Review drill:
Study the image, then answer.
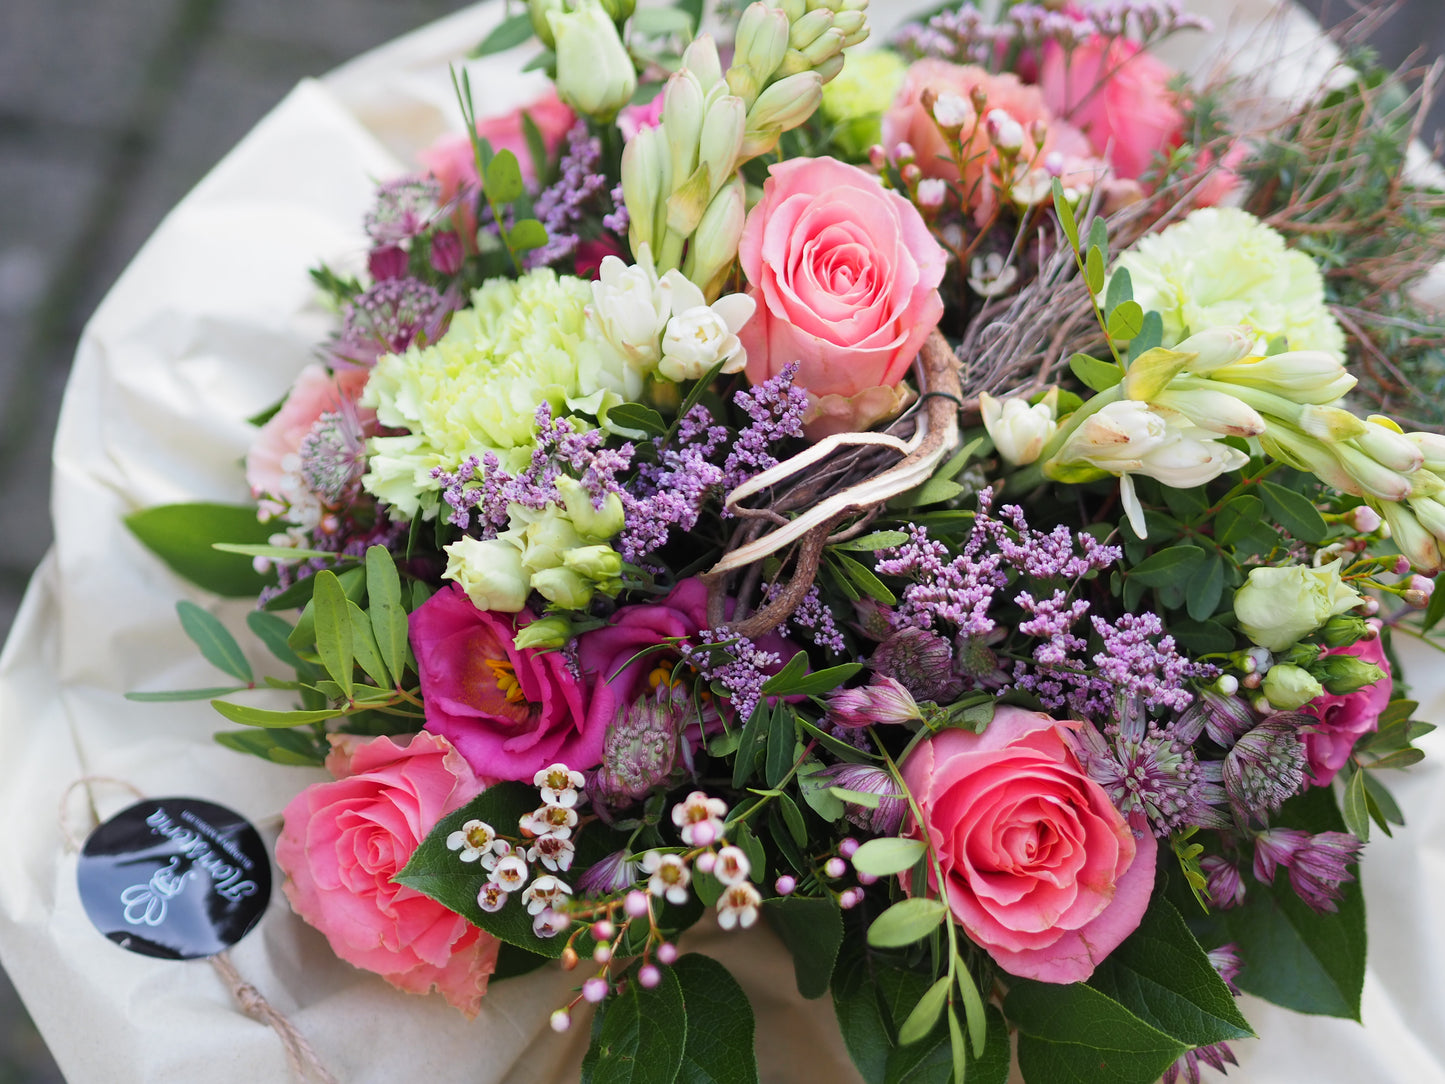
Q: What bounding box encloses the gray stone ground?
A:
[0,0,1439,1079]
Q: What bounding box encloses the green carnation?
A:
[1109,207,1346,359]
[820,49,906,160]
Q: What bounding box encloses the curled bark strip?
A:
[707,330,963,578]
[726,515,840,640]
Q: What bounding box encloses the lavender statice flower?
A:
[1075,698,1225,836]
[1090,611,1200,713]
[1200,856,1246,910]
[768,583,846,655]
[868,627,963,703]
[875,524,1006,638]
[680,630,781,724]
[364,176,442,244]
[602,182,629,236]
[332,277,452,367]
[524,121,611,270]
[1223,717,1307,822]
[821,763,906,835]
[1253,828,1364,913]
[618,405,727,563]
[722,364,808,492]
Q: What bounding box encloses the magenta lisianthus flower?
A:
[411,584,589,781]
[901,706,1156,983]
[1301,636,1392,785]
[276,732,498,1016]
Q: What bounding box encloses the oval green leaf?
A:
[177,601,253,684]
[867,897,948,949]
[851,837,927,878]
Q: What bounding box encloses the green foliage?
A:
[1006,981,1187,1084]
[125,502,276,597]
[764,896,844,999]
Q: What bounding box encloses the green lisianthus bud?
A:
[531,566,594,609]
[1261,663,1324,710]
[528,0,565,48]
[1320,613,1371,648]
[548,0,637,121]
[1314,654,1387,695]
[556,476,626,541]
[514,615,576,651]
[563,543,624,582]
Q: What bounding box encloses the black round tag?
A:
[77,797,271,960]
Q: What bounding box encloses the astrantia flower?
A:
[822,763,907,835]
[1253,828,1363,913]
[826,676,922,728]
[1108,207,1346,358]
[361,269,643,519]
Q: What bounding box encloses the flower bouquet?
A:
[26,0,1445,1081]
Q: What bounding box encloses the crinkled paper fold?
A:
[0,2,1442,1081]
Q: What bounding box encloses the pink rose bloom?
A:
[1302,637,1393,785]
[617,90,665,143]
[244,364,373,519]
[1040,35,1184,181]
[276,732,498,1016]
[901,706,1156,983]
[739,156,947,436]
[411,584,590,780]
[419,89,575,200]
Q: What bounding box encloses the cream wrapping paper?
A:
[0,2,1442,1081]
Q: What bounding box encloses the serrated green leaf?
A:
[672,955,759,1084]
[126,686,248,702]
[899,975,950,1046]
[764,896,843,1000]
[1088,894,1253,1047]
[365,546,407,686]
[852,838,927,877]
[1259,481,1329,544]
[311,571,354,699]
[1128,545,1207,587]
[470,11,534,56]
[1070,352,1124,392]
[508,217,548,251]
[867,898,947,948]
[1007,980,1188,1084]
[1107,299,1145,341]
[346,600,391,690]
[125,502,274,597]
[176,601,253,684]
[210,700,342,728]
[585,962,687,1084]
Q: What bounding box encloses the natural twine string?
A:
[59,776,338,1084]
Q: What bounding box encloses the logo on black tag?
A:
[77,797,270,959]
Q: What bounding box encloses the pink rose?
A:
[901,706,1156,983]
[1040,35,1184,181]
[244,364,373,518]
[1302,637,1393,785]
[419,89,575,200]
[739,156,947,436]
[276,732,498,1016]
[411,584,590,781]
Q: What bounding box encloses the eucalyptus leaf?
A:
[851,838,927,877]
[311,570,355,699]
[210,701,343,728]
[366,546,408,685]
[867,898,948,948]
[898,975,949,1046]
[125,501,274,597]
[470,11,534,56]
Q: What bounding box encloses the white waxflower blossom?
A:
[528,834,577,872]
[480,838,514,873]
[520,803,578,840]
[535,763,586,808]
[641,851,692,904]
[533,908,572,938]
[522,874,574,916]
[716,881,763,930]
[672,791,729,847]
[446,819,497,863]
[712,846,752,887]
[476,882,509,913]
[490,854,530,893]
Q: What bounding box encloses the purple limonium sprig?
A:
[722,363,808,493]
[1223,716,1308,823]
[1090,611,1201,713]
[766,582,847,655]
[332,277,453,368]
[1252,828,1364,913]
[875,524,1006,637]
[619,405,727,563]
[602,181,629,236]
[364,175,442,244]
[524,121,611,270]
[679,630,781,725]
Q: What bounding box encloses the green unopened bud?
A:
[1123,346,1194,402]
[1314,654,1387,695]
[599,0,635,21]
[747,71,823,133]
[1279,641,1322,667]
[1320,613,1371,648]
[1407,430,1445,473]
[1411,496,1445,542]
[556,476,626,540]
[663,71,706,186]
[621,125,672,255]
[548,0,637,121]
[1174,327,1255,372]
[830,8,868,45]
[1381,501,1444,572]
[698,96,746,199]
[665,163,713,238]
[563,543,624,582]
[1335,441,1414,502]
[730,4,790,106]
[813,53,845,83]
[1298,404,1367,442]
[1259,427,1360,495]
[1209,350,1357,405]
[1150,387,1265,437]
[1261,663,1324,710]
[514,615,576,651]
[531,566,595,610]
[1354,419,1425,474]
[681,35,724,91]
[528,0,564,48]
[788,7,834,49]
[683,179,747,299]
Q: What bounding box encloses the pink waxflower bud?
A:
[369,244,408,281]
[824,857,847,879]
[430,230,464,275]
[868,144,887,170]
[1351,506,1383,533]
[582,977,609,1003]
[985,108,1025,153]
[774,874,797,895]
[550,1008,572,1033]
[592,919,616,942]
[839,887,865,909]
[656,942,678,964]
[624,890,650,918]
[693,850,717,875]
[901,163,922,186]
[838,837,860,859]
[916,178,946,211]
[638,964,662,988]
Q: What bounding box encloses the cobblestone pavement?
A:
[0,0,1440,1080]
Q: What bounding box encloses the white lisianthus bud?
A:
[1173,326,1255,372]
[658,275,755,382]
[1261,663,1324,710]
[562,543,624,582]
[1384,501,1445,572]
[517,506,587,573]
[1207,350,1357,405]
[979,391,1057,465]
[548,0,637,121]
[443,535,529,613]
[1234,560,1364,652]
[589,244,672,373]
